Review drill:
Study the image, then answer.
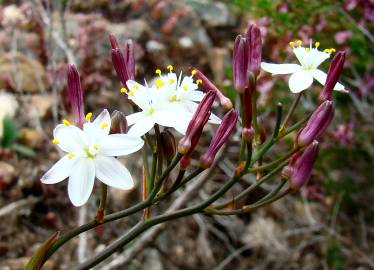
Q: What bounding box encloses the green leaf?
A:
[2,116,17,147]
[10,143,36,157]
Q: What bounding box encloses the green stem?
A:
[95,183,108,223]
[279,92,303,135]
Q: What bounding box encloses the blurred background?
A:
[0,0,373,269]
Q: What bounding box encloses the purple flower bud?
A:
[192,68,233,110]
[289,141,319,189]
[319,51,346,102]
[246,24,262,77]
[178,91,216,155]
[233,35,248,93]
[110,110,128,134]
[67,64,84,126]
[297,101,334,147]
[200,110,238,168]
[125,39,135,81]
[109,33,119,49]
[242,85,253,129]
[161,129,176,162]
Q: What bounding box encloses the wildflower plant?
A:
[29,24,348,269]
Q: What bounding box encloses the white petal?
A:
[173,122,188,135]
[67,159,95,207]
[209,113,222,124]
[288,70,314,93]
[53,124,87,154]
[84,109,111,145]
[127,115,155,136]
[41,155,76,184]
[261,63,301,75]
[310,69,347,92]
[126,111,146,126]
[188,91,205,102]
[152,111,185,128]
[94,156,134,190]
[98,134,144,156]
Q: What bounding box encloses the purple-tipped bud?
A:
[319,51,346,102]
[67,64,84,126]
[110,110,128,134]
[246,24,262,77]
[161,129,176,162]
[242,84,253,129]
[296,101,334,147]
[125,39,135,81]
[178,91,216,155]
[192,68,233,110]
[109,33,119,49]
[289,141,319,189]
[233,35,248,93]
[200,110,238,168]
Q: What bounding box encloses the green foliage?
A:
[2,116,17,147]
[326,238,344,270]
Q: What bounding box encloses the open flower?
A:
[261,40,346,93]
[41,109,144,207]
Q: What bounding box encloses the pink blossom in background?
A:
[335,30,352,44]
[333,122,354,146]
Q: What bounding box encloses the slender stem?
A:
[154,124,163,179]
[251,77,259,137]
[95,183,107,223]
[255,179,287,204]
[279,92,303,135]
[277,112,311,141]
[149,152,157,193]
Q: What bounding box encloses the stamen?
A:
[93,144,99,150]
[289,41,295,47]
[196,79,202,85]
[133,83,139,90]
[324,49,331,53]
[305,48,311,52]
[183,85,188,91]
[155,78,165,89]
[128,90,135,96]
[63,119,71,126]
[85,112,93,121]
[120,87,127,94]
[52,139,59,144]
[167,65,173,71]
[191,69,197,76]
[330,48,336,53]
[155,69,162,75]
[67,153,75,159]
[101,122,108,129]
[297,40,302,46]
[169,79,175,84]
[315,41,320,48]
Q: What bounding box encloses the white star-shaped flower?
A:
[261,40,347,93]
[41,109,144,207]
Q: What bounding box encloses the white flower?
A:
[41,109,144,207]
[261,40,347,93]
[123,66,220,136]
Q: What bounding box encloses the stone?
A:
[0,161,16,184]
[19,128,45,149]
[109,19,151,41]
[28,95,53,118]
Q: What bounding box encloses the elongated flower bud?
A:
[178,91,216,155]
[246,24,262,77]
[110,110,128,134]
[192,68,233,110]
[289,141,319,189]
[200,110,238,168]
[67,64,85,126]
[297,101,334,147]
[125,39,135,81]
[242,84,253,129]
[233,35,248,93]
[161,129,176,162]
[319,51,346,102]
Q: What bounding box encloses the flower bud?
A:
[160,129,176,162]
[199,109,238,168]
[233,35,248,93]
[178,91,215,155]
[67,64,84,126]
[289,141,319,189]
[246,24,262,77]
[242,83,253,129]
[110,110,128,134]
[281,165,294,180]
[192,68,233,110]
[125,39,135,81]
[296,100,334,147]
[319,51,346,102]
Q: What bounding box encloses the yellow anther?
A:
[297,40,302,46]
[191,69,197,75]
[155,69,162,75]
[155,78,165,89]
[289,41,295,47]
[315,41,320,48]
[167,65,173,71]
[330,48,336,53]
[85,112,93,121]
[63,119,71,126]
[169,79,175,84]
[324,49,331,53]
[170,94,177,101]
[120,87,127,94]
[183,85,188,91]
[67,153,75,159]
[128,90,135,96]
[52,139,59,144]
[93,144,99,150]
[305,48,310,52]
[196,79,202,85]
[133,83,139,90]
[101,122,108,129]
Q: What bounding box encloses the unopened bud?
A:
[281,165,294,180]
[246,24,262,77]
[110,110,128,134]
[160,129,176,162]
[233,35,248,93]
[67,64,85,126]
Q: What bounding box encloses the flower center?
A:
[147,107,156,115]
[84,146,96,159]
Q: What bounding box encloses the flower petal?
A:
[83,109,111,145]
[261,63,301,75]
[288,70,314,93]
[98,134,144,156]
[188,90,205,102]
[53,124,87,154]
[127,115,155,136]
[209,112,222,124]
[152,111,187,128]
[310,69,347,92]
[41,155,77,184]
[126,111,146,126]
[67,158,95,207]
[94,155,134,190]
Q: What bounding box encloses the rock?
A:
[28,95,53,118]
[0,53,48,93]
[19,128,45,149]
[146,40,166,53]
[109,19,151,41]
[0,161,16,184]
